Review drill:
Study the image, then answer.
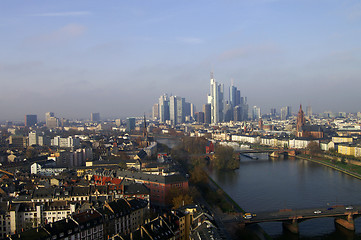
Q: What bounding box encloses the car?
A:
[327,207,334,210]
[346,206,353,210]
[314,210,322,214]
[243,213,253,219]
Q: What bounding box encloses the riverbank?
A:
[297,154,361,180]
[202,173,271,240]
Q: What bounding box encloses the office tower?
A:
[190,103,195,118]
[195,112,205,123]
[45,112,54,126]
[236,90,241,106]
[126,118,136,132]
[208,73,224,123]
[280,106,291,120]
[169,96,185,125]
[152,104,159,120]
[91,113,100,122]
[38,135,51,146]
[159,94,170,123]
[270,108,277,117]
[203,104,211,124]
[46,117,59,128]
[169,96,177,125]
[28,131,38,146]
[224,102,233,122]
[234,106,241,122]
[252,106,261,120]
[176,97,185,124]
[306,105,312,117]
[230,84,237,107]
[184,102,191,118]
[229,81,241,108]
[25,115,37,127]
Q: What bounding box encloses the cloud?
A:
[177,37,204,44]
[31,24,86,43]
[31,11,91,17]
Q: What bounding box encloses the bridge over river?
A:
[230,205,361,234]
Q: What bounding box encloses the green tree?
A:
[213,145,240,170]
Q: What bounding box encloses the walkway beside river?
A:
[297,155,361,180]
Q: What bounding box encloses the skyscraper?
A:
[45,112,58,128]
[208,73,224,123]
[91,113,100,122]
[152,103,159,120]
[203,104,211,124]
[280,106,291,120]
[25,115,37,127]
[252,106,261,120]
[159,94,170,123]
[126,117,136,132]
[306,105,312,117]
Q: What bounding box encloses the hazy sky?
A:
[1,1,361,121]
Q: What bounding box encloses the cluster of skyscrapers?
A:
[153,95,195,125]
[152,73,249,125]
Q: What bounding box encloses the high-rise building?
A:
[28,131,38,146]
[45,112,54,126]
[46,117,59,128]
[126,118,136,132]
[190,103,195,118]
[252,106,261,120]
[203,104,211,124]
[229,82,241,107]
[169,96,177,125]
[208,73,224,123]
[169,96,186,125]
[91,113,100,122]
[224,102,233,122]
[159,94,170,123]
[25,115,37,127]
[270,108,277,117]
[195,112,205,123]
[176,97,185,125]
[306,105,312,117]
[152,104,159,120]
[280,106,291,120]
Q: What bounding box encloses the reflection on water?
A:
[208,153,361,239]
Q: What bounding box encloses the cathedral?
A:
[296,105,323,138]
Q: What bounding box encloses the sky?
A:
[1,0,361,121]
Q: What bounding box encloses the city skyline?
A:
[1,1,361,121]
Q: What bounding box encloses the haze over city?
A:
[1,0,361,121]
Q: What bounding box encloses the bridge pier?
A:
[282,219,299,234]
[335,213,355,231]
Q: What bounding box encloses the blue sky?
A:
[1,1,361,120]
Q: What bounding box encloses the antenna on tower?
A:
[210,71,214,79]
[231,78,234,86]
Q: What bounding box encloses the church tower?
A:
[296,104,306,133]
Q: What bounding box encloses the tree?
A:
[213,145,240,170]
[166,187,193,209]
[307,141,321,156]
[190,166,208,184]
[25,146,38,159]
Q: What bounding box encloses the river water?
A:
[208,153,361,239]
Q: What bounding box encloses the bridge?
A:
[230,205,361,234]
[236,149,297,158]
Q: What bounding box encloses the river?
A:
[208,153,361,239]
